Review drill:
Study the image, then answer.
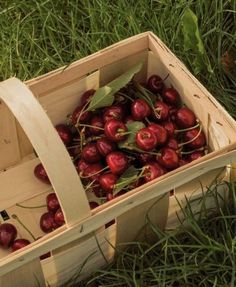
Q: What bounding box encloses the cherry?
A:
[153,100,169,121]
[188,151,204,161]
[89,201,99,209]
[166,138,178,150]
[148,123,168,146]
[40,252,51,260]
[131,99,151,120]
[103,105,125,122]
[99,173,118,192]
[76,159,90,174]
[162,87,180,106]
[183,128,206,149]
[96,138,116,157]
[0,223,17,249]
[93,188,107,198]
[80,89,95,106]
[143,162,166,183]
[179,158,190,166]
[54,208,65,226]
[147,75,165,93]
[46,193,60,213]
[55,124,72,145]
[157,148,179,170]
[104,119,127,142]
[89,115,104,135]
[40,212,58,233]
[71,105,92,125]
[174,107,196,128]
[82,163,104,181]
[34,163,50,185]
[81,143,102,163]
[138,153,155,165]
[12,239,30,252]
[106,151,128,175]
[162,121,177,138]
[136,128,157,151]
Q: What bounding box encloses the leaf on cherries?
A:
[87,62,143,111]
[113,166,139,195]
[118,121,145,149]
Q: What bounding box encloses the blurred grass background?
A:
[0,0,235,116]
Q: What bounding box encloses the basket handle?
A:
[0,78,91,226]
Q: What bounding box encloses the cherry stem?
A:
[180,147,205,155]
[16,203,46,209]
[175,121,200,133]
[77,124,104,131]
[117,92,134,102]
[163,73,169,82]
[145,117,151,124]
[179,125,203,147]
[84,179,98,192]
[121,144,160,156]
[80,166,109,179]
[12,214,36,241]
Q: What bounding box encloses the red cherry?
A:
[131,99,151,120]
[179,158,190,166]
[81,143,102,163]
[46,193,60,213]
[80,89,95,106]
[166,138,178,150]
[54,208,65,226]
[162,88,180,106]
[104,119,127,142]
[106,151,128,175]
[34,163,50,184]
[138,153,155,165]
[103,105,125,122]
[96,138,116,157]
[99,173,118,192]
[89,115,104,135]
[188,151,204,161]
[147,75,165,93]
[143,162,166,183]
[174,107,196,128]
[162,121,177,138]
[153,101,169,121]
[40,252,51,260]
[12,239,31,252]
[40,212,58,233]
[71,105,92,125]
[183,128,206,149]
[136,128,157,151]
[82,163,104,181]
[76,159,90,174]
[148,123,168,146]
[55,124,72,145]
[89,201,99,209]
[157,148,179,170]
[106,192,114,202]
[0,223,17,249]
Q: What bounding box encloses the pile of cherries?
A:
[0,73,207,254]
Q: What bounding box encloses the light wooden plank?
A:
[0,259,46,287]
[1,147,236,276]
[0,78,91,226]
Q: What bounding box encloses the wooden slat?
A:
[1,147,236,276]
[0,78,91,226]
[0,258,46,287]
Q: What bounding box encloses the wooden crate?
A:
[0,32,236,287]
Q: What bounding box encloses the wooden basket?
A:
[0,32,236,287]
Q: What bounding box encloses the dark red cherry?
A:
[96,138,116,157]
[183,128,206,149]
[188,151,205,161]
[71,105,92,125]
[174,107,196,128]
[124,115,134,124]
[166,138,179,150]
[55,124,72,145]
[179,158,190,167]
[12,239,31,252]
[0,223,17,249]
[147,75,165,93]
[162,121,177,138]
[103,105,125,122]
[131,99,151,120]
[54,208,65,226]
[81,143,102,163]
[99,173,118,192]
[143,162,166,183]
[83,163,104,181]
[89,201,99,210]
[136,128,157,151]
[34,163,50,185]
[104,119,127,142]
[80,89,95,106]
[40,212,58,233]
[138,153,155,165]
[162,88,180,106]
[46,193,60,213]
[106,151,128,175]
[153,101,169,121]
[148,123,168,146]
[89,115,104,135]
[157,148,179,170]
[76,159,90,174]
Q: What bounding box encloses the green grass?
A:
[0,0,235,116]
